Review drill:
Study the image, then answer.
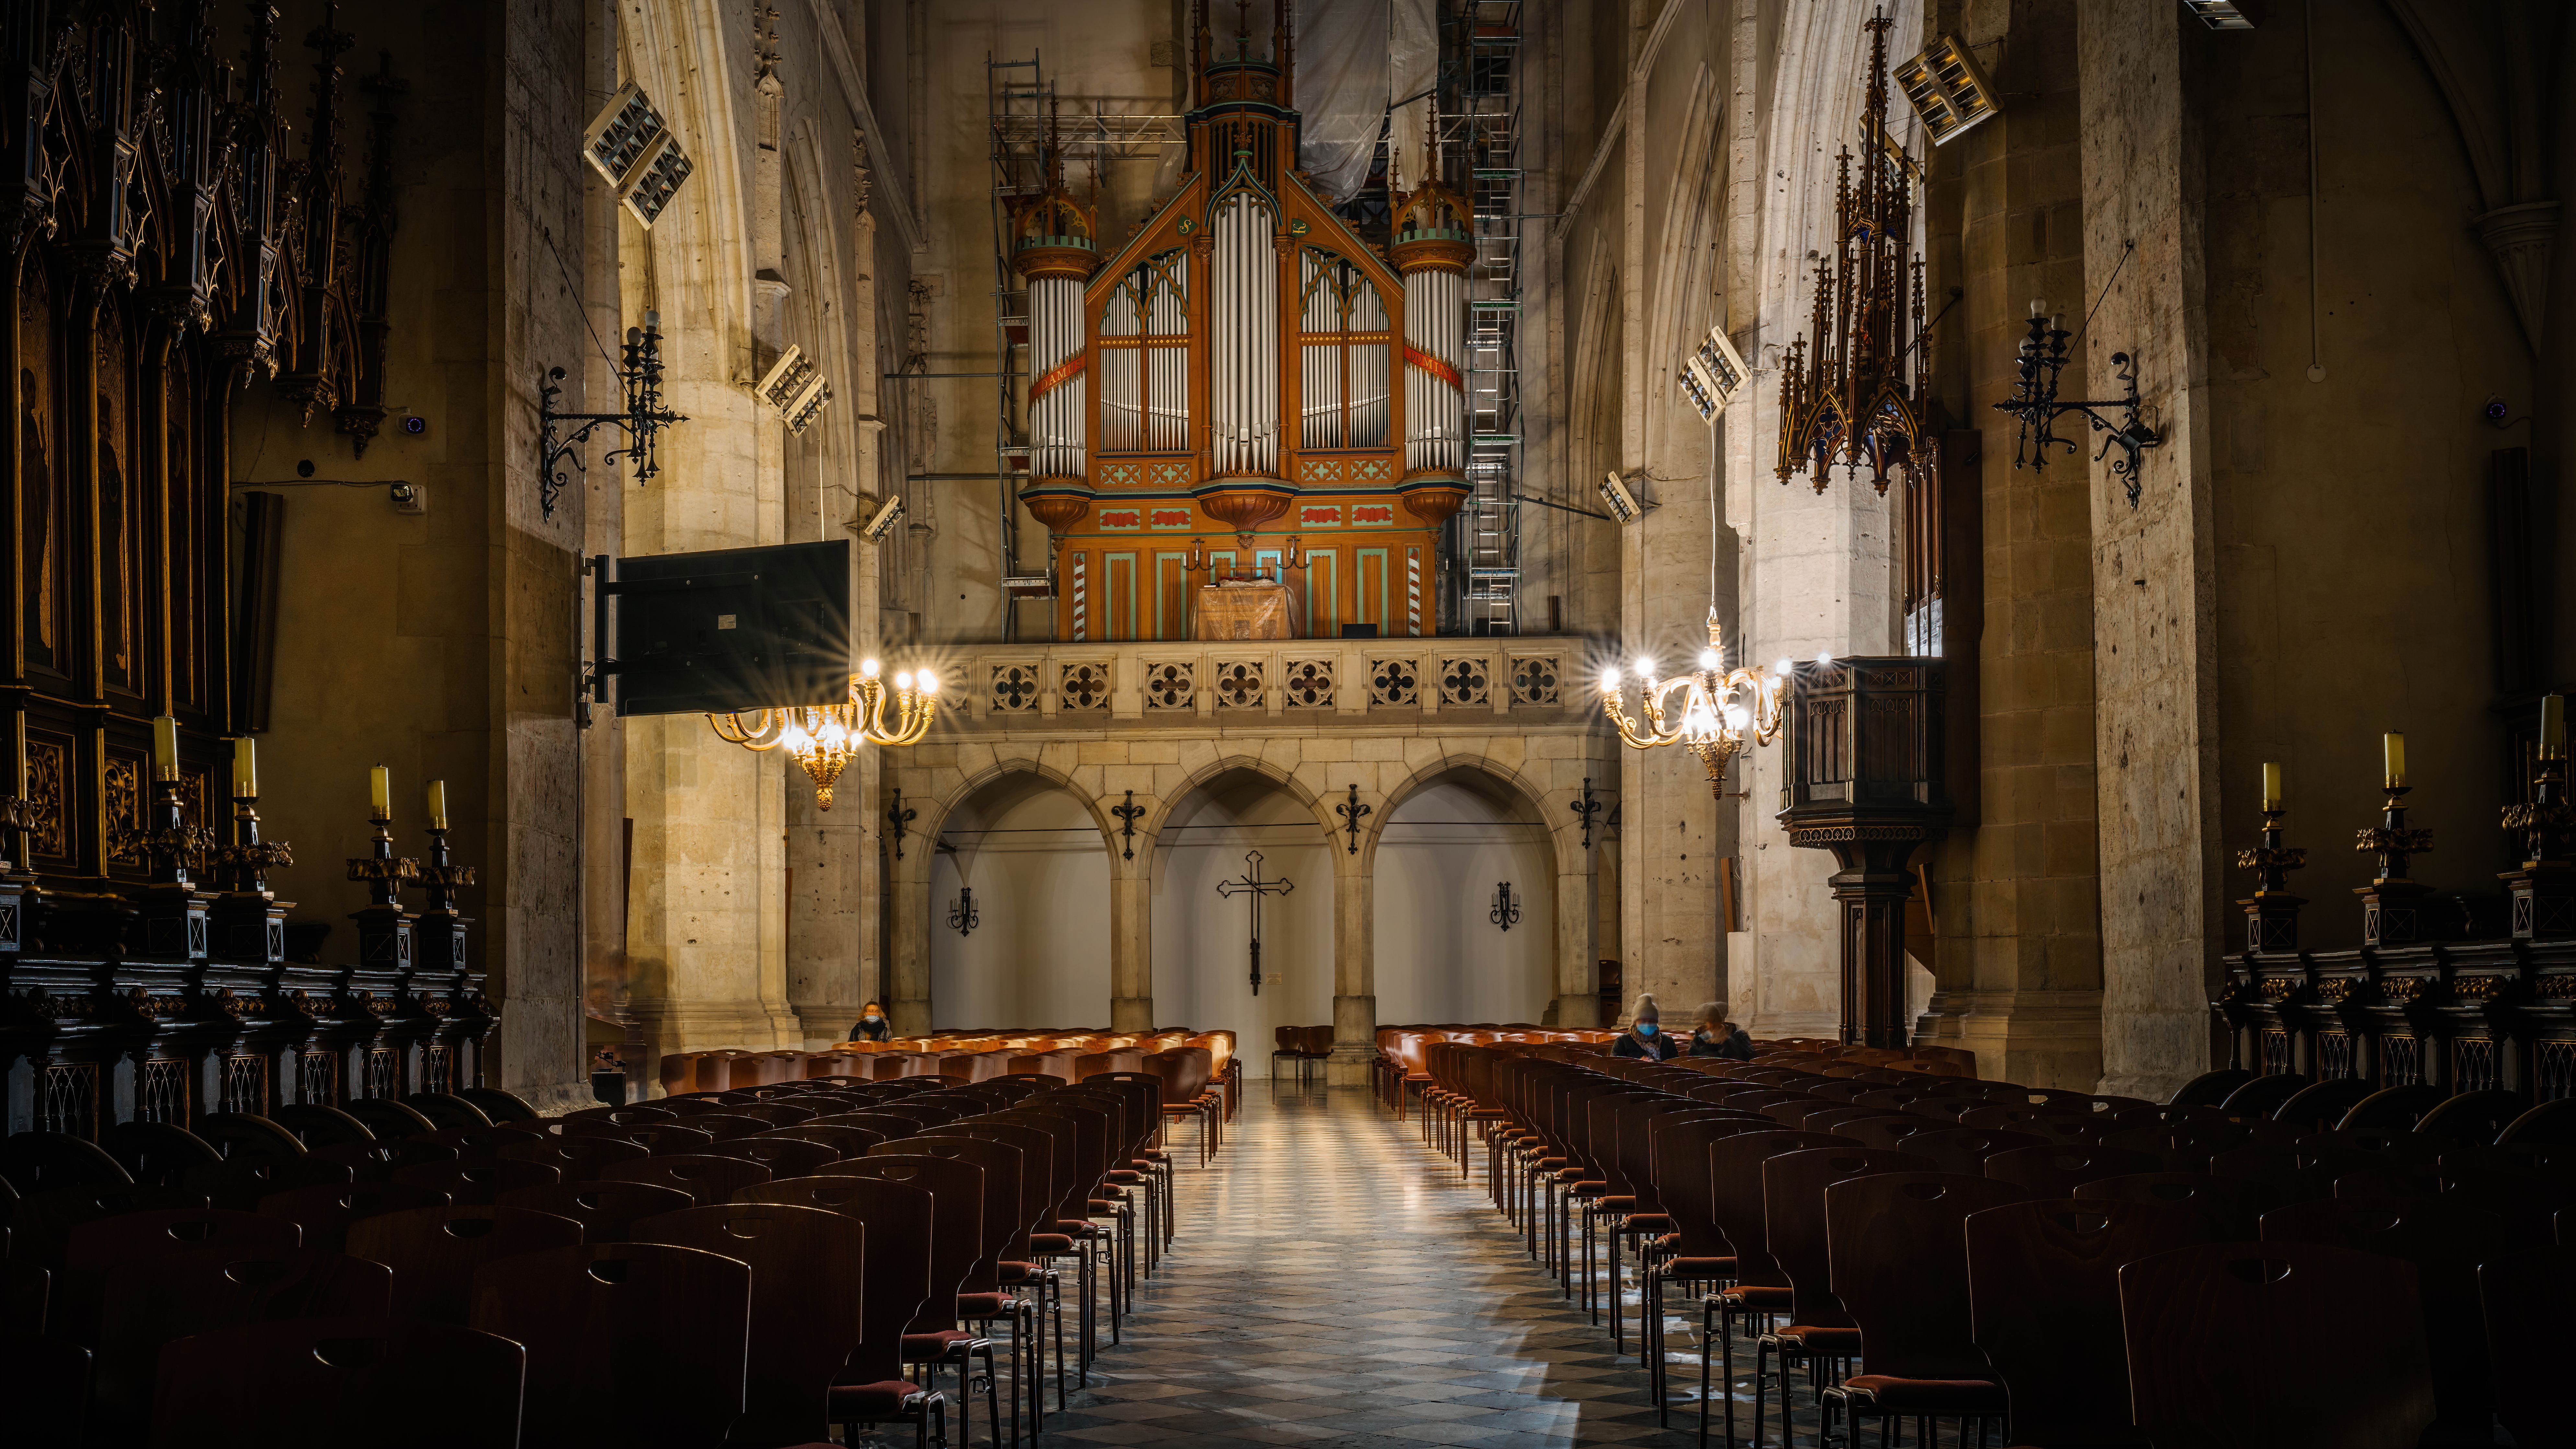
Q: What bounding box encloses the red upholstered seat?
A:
[1713,1284,1792,1308]
[902,1328,982,1359]
[1773,1325,1864,1353]
[1666,1255,1735,1275]
[827,1379,928,1416]
[1028,1233,1073,1253]
[1840,1376,2006,1413]
[957,1291,1016,1315]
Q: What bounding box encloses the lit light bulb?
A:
[916,672,938,695]
[860,658,881,678]
[779,721,811,752]
[1773,659,1794,677]
[1684,706,1718,740]
[817,719,846,749]
[1698,648,1721,671]
[1600,667,1621,691]
[1815,650,1834,666]
[1633,657,1654,679]
[894,671,914,690]
[1724,704,1750,729]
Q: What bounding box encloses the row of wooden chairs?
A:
[0,1064,1192,1447]
[1372,1025,1624,1115]
[1421,1041,2576,1448]
[661,1029,1239,1126]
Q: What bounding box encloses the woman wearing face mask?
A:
[849,1001,892,1043]
[1688,1002,1756,1060]
[1611,993,1678,1060]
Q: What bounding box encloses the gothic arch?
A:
[1360,753,1566,880]
[1141,753,1337,845]
[921,755,1120,857]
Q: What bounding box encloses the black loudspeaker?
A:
[1340,623,1380,638]
[595,540,850,716]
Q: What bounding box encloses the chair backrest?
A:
[721,1135,840,1178]
[1825,1172,2031,1380]
[150,1316,523,1448]
[1762,1147,1930,1327]
[493,1133,648,1182]
[2,1324,91,1441]
[2121,1241,2435,1449]
[254,1182,447,1253]
[604,1122,718,1156]
[343,1205,586,1324]
[1891,1126,2049,1176]
[83,1244,391,1443]
[825,1154,983,1328]
[387,1158,562,1206]
[733,1175,932,1386]
[2073,1170,2262,1237]
[469,1242,747,1449]
[2260,1194,2515,1430]
[1981,1143,2164,1197]
[635,1202,865,1446]
[1650,1117,1756,1257]
[896,1134,1030,1273]
[2480,1246,2576,1449]
[494,1180,696,1242]
[310,1137,458,1182]
[1705,1132,1853,1285]
[596,1153,773,1207]
[1965,1198,2213,1447]
[948,1121,1061,1251]
[184,1154,354,1210]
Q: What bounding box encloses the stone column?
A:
[1328,845,1376,1085]
[1551,811,1603,1027]
[1108,843,1154,1030]
[2081,1,2225,1102]
[886,823,934,1036]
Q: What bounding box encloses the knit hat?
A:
[1632,993,1660,1023]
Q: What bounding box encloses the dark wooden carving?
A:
[1778,658,1953,1047]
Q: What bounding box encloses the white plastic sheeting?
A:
[1296,0,1389,201]
[1387,0,1437,189]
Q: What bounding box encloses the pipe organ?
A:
[1013,1,1471,641]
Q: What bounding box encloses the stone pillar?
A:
[1328,849,1376,1085]
[2081,1,2226,1101]
[1551,811,1603,1028]
[886,825,933,1037]
[1109,845,1154,1030]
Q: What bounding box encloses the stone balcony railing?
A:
[923,638,1601,732]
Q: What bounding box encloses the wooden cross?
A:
[1215,849,1294,996]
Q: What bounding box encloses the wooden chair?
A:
[2122,1241,2435,1449]
[309,1136,456,1181]
[344,1204,585,1323]
[735,1175,948,1446]
[254,1181,448,1252]
[0,1132,137,1196]
[388,1158,561,1205]
[1819,1173,2030,1442]
[1750,1146,1931,1448]
[1892,1126,2049,1176]
[1966,1198,2209,1448]
[83,1244,392,1444]
[2480,1246,2576,1449]
[720,1134,840,1178]
[99,1120,225,1190]
[493,1179,694,1240]
[150,1316,523,1448]
[597,1152,773,1206]
[336,1098,439,1139]
[0,1327,90,1441]
[2075,1169,2264,1237]
[492,1132,648,1181]
[636,1202,867,1446]
[829,1155,1003,1446]
[1982,1143,2164,1196]
[268,1103,376,1148]
[469,1242,749,1448]
[2261,1194,2515,1439]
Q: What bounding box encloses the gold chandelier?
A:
[1776,10,1936,498]
[707,659,937,809]
[1599,612,1788,796]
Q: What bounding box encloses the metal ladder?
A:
[1443,4,1524,636]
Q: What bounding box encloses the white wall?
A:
[927,786,1112,1029]
[1151,775,1334,1074]
[1372,778,1556,1026]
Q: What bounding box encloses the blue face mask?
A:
[1635,1022,1659,1037]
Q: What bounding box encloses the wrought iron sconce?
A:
[1992,291,2163,508]
[948,886,979,937]
[886,788,916,860]
[1112,789,1146,860]
[1569,777,1604,850]
[1491,881,1522,931]
[1336,784,1371,856]
[537,312,688,521]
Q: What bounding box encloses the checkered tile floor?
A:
[1028,1084,1719,1448]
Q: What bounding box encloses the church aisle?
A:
[1038,1085,1688,1448]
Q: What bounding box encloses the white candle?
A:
[370,764,391,820]
[2261,762,2281,812]
[232,737,256,796]
[2383,733,2405,789]
[426,779,448,831]
[152,715,178,781]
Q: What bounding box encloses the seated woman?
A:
[1611,994,1679,1060]
[1688,1002,1755,1061]
[848,1001,892,1043]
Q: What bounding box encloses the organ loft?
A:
[1015,3,1473,642]
[2,1,2574,1445]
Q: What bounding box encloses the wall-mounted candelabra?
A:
[1490,881,1522,931]
[537,312,688,520]
[948,886,980,937]
[1992,286,2163,508]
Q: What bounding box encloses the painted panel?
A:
[1155,552,1191,640]
[1106,552,1137,641]
[1357,548,1388,628]
[1304,550,1338,637]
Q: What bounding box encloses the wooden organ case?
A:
[1015,0,1471,642]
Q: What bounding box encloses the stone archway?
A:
[925,771,1117,1032]
[1149,765,1338,1074]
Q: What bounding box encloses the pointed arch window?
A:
[1298,248,1389,449]
[1099,250,1191,453]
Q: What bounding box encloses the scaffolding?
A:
[986,55,1045,634]
[1440,3,1523,636]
